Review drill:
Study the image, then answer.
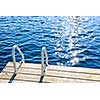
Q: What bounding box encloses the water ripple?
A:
[0,16,100,69]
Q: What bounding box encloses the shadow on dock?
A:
[8,73,17,83]
[39,76,44,83]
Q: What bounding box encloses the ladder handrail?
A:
[12,45,24,74]
[41,47,48,76]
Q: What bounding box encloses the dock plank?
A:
[45,70,100,82]
[6,62,100,74]
[2,66,41,75]
[43,75,94,83]
[1,62,100,83]
[0,79,9,83]
[48,65,100,75]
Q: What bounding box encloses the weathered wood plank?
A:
[45,70,100,82]
[48,65,100,75]
[0,62,42,83]
[7,62,100,75]
[43,75,94,83]
[0,79,9,83]
[0,71,14,80]
[0,71,41,83]
[1,62,100,83]
[15,73,40,82]
[2,66,41,75]
[12,80,35,83]
[0,78,37,83]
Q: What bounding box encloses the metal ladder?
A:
[12,45,48,76]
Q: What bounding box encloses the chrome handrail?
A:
[12,45,24,74]
[41,47,48,76]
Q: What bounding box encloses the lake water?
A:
[0,16,100,70]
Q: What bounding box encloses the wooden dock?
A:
[1,62,100,83]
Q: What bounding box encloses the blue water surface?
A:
[0,16,100,70]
